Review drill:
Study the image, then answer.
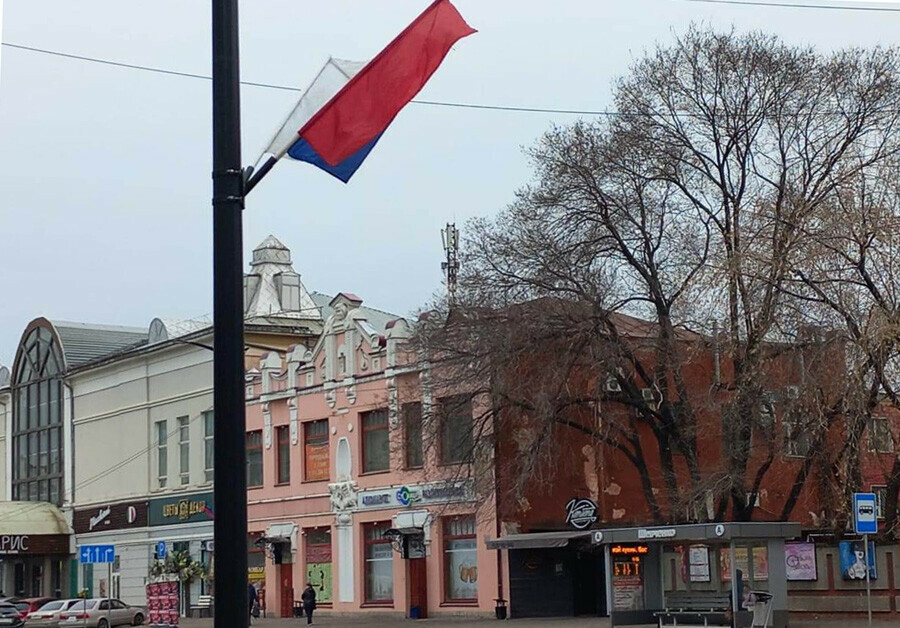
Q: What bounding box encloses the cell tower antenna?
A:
[441,223,460,305]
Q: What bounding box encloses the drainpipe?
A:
[64,380,75,505]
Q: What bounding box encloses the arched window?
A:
[12,326,64,504]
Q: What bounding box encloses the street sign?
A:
[79,544,115,564]
[156,541,167,559]
[854,493,878,535]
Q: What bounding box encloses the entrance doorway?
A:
[573,550,605,616]
[405,533,427,619]
[278,563,294,617]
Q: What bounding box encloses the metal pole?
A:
[864,535,872,628]
[212,0,247,627]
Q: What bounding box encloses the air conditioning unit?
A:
[641,388,655,402]
[605,376,622,393]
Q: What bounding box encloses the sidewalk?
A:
[173,614,900,627]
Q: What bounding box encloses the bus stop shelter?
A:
[592,522,800,628]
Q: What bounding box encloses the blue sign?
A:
[854,492,878,535]
[79,545,115,564]
[156,541,167,559]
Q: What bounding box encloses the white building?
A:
[0,236,325,608]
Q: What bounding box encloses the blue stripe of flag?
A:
[287,134,382,183]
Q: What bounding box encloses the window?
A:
[440,397,473,464]
[178,416,190,485]
[156,420,168,489]
[443,516,477,602]
[403,402,423,469]
[11,326,65,504]
[276,426,291,485]
[783,411,811,458]
[874,486,887,520]
[203,411,214,483]
[304,420,329,481]
[305,529,333,604]
[362,409,389,473]
[247,430,263,487]
[868,418,894,453]
[364,522,393,603]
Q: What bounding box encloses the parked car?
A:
[15,599,55,621]
[0,603,25,627]
[25,600,82,628]
[58,600,144,628]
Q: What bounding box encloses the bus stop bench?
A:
[190,595,214,618]
[654,592,732,626]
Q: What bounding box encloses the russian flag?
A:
[252,0,475,185]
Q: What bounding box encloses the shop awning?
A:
[486,530,593,550]
[0,501,70,535]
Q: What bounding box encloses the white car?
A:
[58,600,144,628]
[25,600,82,628]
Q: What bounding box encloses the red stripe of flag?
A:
[298,0,476,166]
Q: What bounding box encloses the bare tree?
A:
[414,27,900,526]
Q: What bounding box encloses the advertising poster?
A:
[785,542,817,581]
[307,562,333,603]
[305,441,329,480]
[146,580,179,626]
[613,576,645,611]
[752,547,769,581]
[720,547,749,581]
[839,541,876,581]
[688,545,711,582]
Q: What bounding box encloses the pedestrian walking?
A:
[248,582,258,625]
[301,582,317,625]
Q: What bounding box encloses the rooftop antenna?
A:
[441,223,460,306]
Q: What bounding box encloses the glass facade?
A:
[12,327,64,504]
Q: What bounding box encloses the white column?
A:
[337,519,354,603]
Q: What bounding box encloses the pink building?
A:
[245,292,502,619]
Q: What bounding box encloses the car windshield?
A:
[66,601,97,611]
[38,601,64,611]
[14,602,29,611]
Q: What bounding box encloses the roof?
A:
[244,236,322,323]
[0,501,71,535]
[51,321,147,369]
[310,292,399,333]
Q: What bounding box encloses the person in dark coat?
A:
[248,583,258,625]
[300,582,317,625]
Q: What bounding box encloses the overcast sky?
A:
[2,0,900,365]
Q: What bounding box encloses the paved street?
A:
[172,615,900,627]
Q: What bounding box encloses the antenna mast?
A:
[441,223,460,305]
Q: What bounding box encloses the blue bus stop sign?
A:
[854,492,878,535]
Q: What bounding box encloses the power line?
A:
[682,0,900,11]
[2,42,611,116]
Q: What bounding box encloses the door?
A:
[279,563,293,618]
[407,557,427,618]
[110,599,129,625]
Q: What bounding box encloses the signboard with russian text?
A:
[0,534,68,555]
[305,440,330,481]
[356,480,474,511]
[149,492,214,526]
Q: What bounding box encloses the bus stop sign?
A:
[854,493,878,535]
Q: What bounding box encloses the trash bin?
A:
[494,598,507,619]
[410,605,422,619]
[749,590,773,627]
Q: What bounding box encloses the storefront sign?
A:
[611,544,649,555]
[0,534,68,555]
[637,528,676,540]
[149,492,214,526]
[74,500,148,534]
[565,498,597,529]
[785,542,817,581]
[356,481,473,511]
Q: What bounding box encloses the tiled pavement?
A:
[173,614,900,627]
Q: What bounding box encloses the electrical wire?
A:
[682,0,900,11]
[1,42,612,116]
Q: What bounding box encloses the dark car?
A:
[0,603,25,627]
